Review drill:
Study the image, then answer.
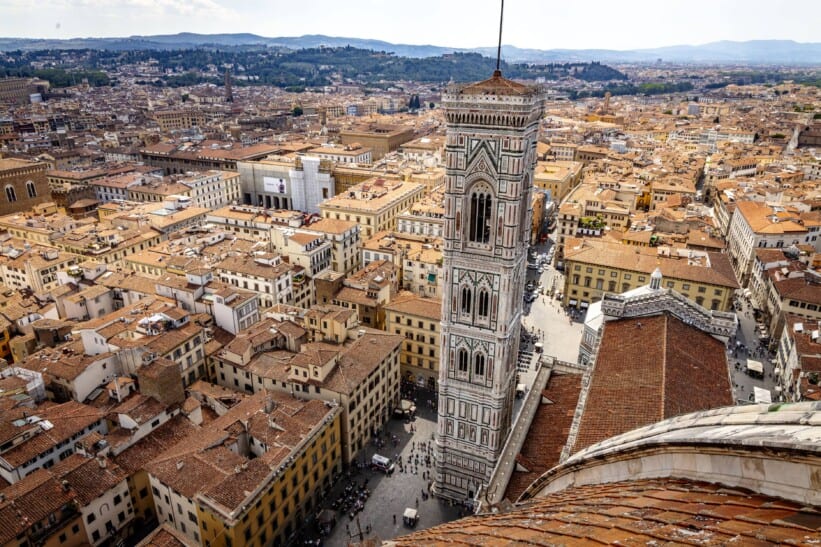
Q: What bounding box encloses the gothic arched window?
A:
[25,181,36,198]
[468,183,493,244]
[474,353,485,376]
[458,348,469,373]
[5,186,16,203]
[477,289,490,319]
[460,286,472,315]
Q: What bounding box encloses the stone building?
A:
[0,157,50,215]
[434,70,543,501]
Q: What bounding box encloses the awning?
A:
[403,508,418,519]
[746,360,764,374]
[569,299,578,305]
[753,386,771,403]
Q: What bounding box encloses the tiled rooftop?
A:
[572,313,733,454]
[0,469,77,544]
[503,373,582,502]
[393,478,821,546]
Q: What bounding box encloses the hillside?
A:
[0,47,628,88]
[0,34,818,64]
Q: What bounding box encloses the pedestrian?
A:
[393,514,396,524]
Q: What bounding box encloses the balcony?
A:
[29,503,79,544]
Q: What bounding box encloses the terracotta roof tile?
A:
[504,373,582,501]
[395,479,821,546]
[573,314,733,453]
[459,71,535,97]
[136,523,197,546]
[0,469,78,544]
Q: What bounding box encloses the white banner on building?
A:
[263,176,287,194]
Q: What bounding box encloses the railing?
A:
[476,362,553,512]
[600,290,737,338]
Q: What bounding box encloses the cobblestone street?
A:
[522,239,584,364]
[728,296,778,403]
[320,388,461,546]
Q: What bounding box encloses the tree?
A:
[292,106,303,117]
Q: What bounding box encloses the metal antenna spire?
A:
[495,0,504,74]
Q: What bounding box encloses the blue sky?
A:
[1,0,819,50]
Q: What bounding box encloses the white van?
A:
[371,454,395,474]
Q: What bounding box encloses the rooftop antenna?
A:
[495,0,504,75]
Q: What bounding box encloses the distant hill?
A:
[0,34,818,64]
[0,48,628,89]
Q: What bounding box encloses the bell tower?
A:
[433,66,543,500]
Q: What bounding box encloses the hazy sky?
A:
[1,0,819,50]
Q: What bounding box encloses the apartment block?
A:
[726,201,820,286]
[562,238,739,311]
[384,291,442,390]
[302,218,361,275]
[533,160,583,202]
[339,124,415,160]
[146,391,342,547]
[319,178,424,239]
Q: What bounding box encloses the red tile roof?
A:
[50,453,127,505]
[0,401,105,468]
[0,469,78,544]
[395,479,821,546]
[136,523,197,546]
[460,71,534,97]
[504,373,582,502]
[573,313,733,453]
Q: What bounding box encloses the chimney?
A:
[61,480,70,492]
[264,396,275,414]
[97,456,107,469]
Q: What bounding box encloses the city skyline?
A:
[1,0,820,51]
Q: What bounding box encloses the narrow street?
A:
[728,296,778,403]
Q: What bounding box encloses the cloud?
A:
[87,0,234,17]
[6,0,234,17]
